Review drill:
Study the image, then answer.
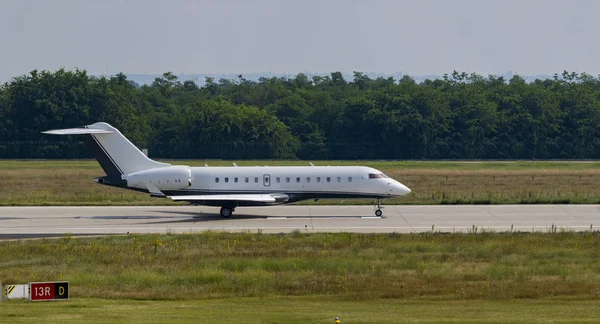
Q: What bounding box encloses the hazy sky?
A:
[1,0,599,81]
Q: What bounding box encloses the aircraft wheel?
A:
[220,206,233,218]
[375,209,383,217]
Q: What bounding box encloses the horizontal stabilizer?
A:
[42,128,113,135]
[170,194,277,203]
[42,122,170,179]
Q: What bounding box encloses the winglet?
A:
[310,162,315,166]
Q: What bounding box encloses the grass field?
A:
[1,232,600,323]
[1,232,599,300]
[1,160,600,205]
[2,298,600,323]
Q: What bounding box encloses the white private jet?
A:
[43,122,411,217]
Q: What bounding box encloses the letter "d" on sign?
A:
[54,282,69,300]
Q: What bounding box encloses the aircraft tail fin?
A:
[43,122,170,180]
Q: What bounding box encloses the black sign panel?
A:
[55,282,69,300]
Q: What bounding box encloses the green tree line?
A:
[1,69,599,159]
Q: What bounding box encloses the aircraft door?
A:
[263,174,271,187]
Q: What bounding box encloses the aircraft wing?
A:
[170,194,278,203]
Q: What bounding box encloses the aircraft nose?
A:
[396,182,411,196]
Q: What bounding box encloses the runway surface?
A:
[0,205,599,238]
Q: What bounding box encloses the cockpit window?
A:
[369,173,383,179]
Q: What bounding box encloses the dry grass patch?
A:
[1,160,600,205]
[388,169,600,204]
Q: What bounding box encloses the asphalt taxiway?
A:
[0,205,598,238]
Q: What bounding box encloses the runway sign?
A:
[29,281,69,301]
[5,284,29,299]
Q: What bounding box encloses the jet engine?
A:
[125,166,191,190]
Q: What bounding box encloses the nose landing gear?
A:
[374,198,384,217]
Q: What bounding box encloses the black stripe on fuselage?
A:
[164,189,388,196]
[162,190,390,202]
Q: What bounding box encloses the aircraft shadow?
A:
[142,213,267,224]
[85,215,186,220]
[150,210,268,220]
[148,210,378,219]
[265,215,379,219]
[103,209,383,225]
[141,211,379,224]
[148,210,211,217]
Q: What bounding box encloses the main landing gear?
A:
[374,199,383,217]
[220,206,235,218]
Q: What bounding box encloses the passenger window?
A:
[286,177,290,183]
[245,177,249,183]
[306,177,311,183]
[327,177,331,182]
[348,177,352,182]
[215,178,219,183]
[337,177,341,182]
[276,177,280,183]
[234,177,238,183]
[254,177,258,183]
[317,177,321,182]
[296,177,300,183]
[225,177,229,183]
